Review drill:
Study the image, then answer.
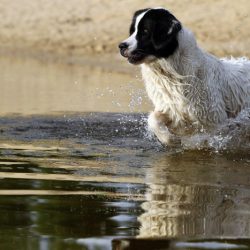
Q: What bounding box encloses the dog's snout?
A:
[119,42,128,50]
[119,42,129,57]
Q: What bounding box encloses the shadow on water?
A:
[0,113,250,250]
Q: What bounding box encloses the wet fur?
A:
[120,8,250,146]
[144,28,250,145]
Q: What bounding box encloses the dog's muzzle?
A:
[119,42,129,57]
[119,42,147,64]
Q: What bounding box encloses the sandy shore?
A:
[0,0,249,60]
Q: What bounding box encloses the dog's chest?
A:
[141,64,196,125]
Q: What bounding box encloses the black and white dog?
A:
[119,8,250,146]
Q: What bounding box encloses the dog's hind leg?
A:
[148,111,181,147]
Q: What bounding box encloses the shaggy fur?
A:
[119,8,250,146]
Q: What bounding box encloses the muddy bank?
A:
[0,0,250,59]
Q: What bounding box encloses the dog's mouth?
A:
[127,53,145,64]
[120,48,129,58]
[120,47,146,64]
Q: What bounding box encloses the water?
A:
[0,55,250,250]
[0,54,150,115]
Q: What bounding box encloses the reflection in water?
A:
[139,153,250,239]
[140,184,250,238]
[0,113,153,250]
[0,195,142,250]
[0,114,249,250]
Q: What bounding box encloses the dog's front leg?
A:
[148,111,181,146]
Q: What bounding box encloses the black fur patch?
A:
[130,8,182,62]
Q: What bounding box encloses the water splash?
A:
[182,108,250,152]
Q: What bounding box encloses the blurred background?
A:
[0,0,250,115]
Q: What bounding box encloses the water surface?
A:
[0,113,250,249]
[0,55,250,250]
[0,55,150,115]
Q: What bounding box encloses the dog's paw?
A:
[148,111,182,147]
[157,133,182,148]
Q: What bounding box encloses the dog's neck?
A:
[141,29,200,82]
[166,28,218,77]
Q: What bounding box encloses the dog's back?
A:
[219,58,250,118]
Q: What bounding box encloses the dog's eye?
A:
[141,29,149,38]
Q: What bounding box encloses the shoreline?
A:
[0,0,249,61]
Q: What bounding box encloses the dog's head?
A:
[119,8,182,64]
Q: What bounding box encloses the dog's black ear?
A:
[152,19,181,50]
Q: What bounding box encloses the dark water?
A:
[0,113,250,250]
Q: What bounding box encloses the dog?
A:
[119,7,250,146]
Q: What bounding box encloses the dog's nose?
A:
[118,42,128,50]
[119,42,129,57]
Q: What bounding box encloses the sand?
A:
[0,0,249,59]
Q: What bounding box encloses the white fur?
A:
[142,27,250,145]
